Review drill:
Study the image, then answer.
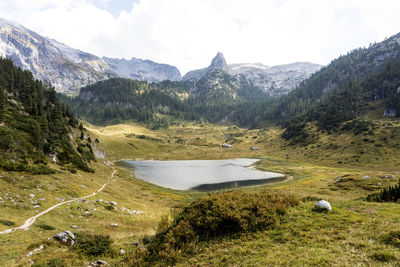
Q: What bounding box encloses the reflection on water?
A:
[118,158,285,191]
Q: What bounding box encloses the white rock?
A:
[55,231,76,246]
[88,260,109,266]
[27,244,44,257]
[315,200,332,212]
[29,194,35,198]
[119,249,126,255]
[110,223,118,227]
[109,201,117,206]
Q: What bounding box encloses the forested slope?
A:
[0,58,94,173]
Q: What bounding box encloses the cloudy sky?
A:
[1,0,400,74]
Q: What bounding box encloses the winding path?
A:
[0,169,116,235]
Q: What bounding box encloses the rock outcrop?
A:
[103,57,182,82]
[54,231,76,246]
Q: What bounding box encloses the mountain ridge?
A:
[0,18,182,93]
[103,57,182,82]
[183,52,322,96]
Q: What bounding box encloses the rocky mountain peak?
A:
[209,52,227,69]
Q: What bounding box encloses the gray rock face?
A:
[0,18,182,93]
[209,52,228,69]
[183,52,321,96]
[384,108,397,117]
[0,18,116,94]
[55,231,76,246]
[315,200,332,212]
[103,57,182,82]
[229,62,322,96]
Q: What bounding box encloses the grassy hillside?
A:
[1,120,399,266]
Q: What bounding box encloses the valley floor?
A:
[0,121,400,266]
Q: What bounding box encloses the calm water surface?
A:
[118,158,285,191]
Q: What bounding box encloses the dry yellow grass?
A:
[1,120,400,266]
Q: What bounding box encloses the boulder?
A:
[88,260,109,266]
[377,183,382,186]
[55,231,76,246]
[333,176,343,183]
[48,153,57,163]
[109,201,117,206]
[314,200,332,212]
[380,174,395,179]
[110,223,118,227]
[119,249,126,255]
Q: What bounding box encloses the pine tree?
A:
[0,85,6,121]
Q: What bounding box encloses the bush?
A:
[367,180,400,202]
[145,192,298,264]
[383,230,400,248]
[73,232,113,256]
[38,223,56,231]
[104,205,114,211]
[341,119,374,135]
[46,258,66,267]
[301,196,321,202]
[0,219,15,226]
[31,258,66,267]
[371,252,396,262]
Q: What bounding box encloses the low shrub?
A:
[72,232,113,256]
[0,219,15,226]
[104,205,114,211]
[38,223,56,231]
[301,196,321,202]
[383,230,400,248]
[371,252,396,262]
[367,180,400,202]
[145,191,298,265]
[32,258,66,267]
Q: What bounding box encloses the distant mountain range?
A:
[0,18,321,95]
[0,18,181,93]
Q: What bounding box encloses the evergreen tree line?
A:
[0,58,93,173]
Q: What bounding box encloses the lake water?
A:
[118,158,285,191]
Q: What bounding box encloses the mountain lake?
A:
[117,158,286,191]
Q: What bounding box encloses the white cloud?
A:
[1,0,400,74]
